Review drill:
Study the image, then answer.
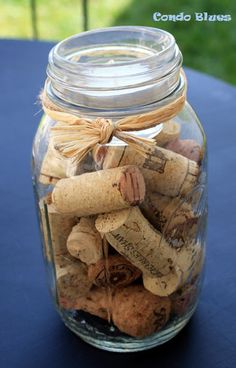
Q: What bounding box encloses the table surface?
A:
[0,39,236,368]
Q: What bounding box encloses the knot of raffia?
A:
[95,118,114,145]
[39,69,186,165]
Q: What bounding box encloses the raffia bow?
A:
[40,70,186,165]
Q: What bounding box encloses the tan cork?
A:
[112,285,171,338]
[141,192,199,248]
[38,197,77,266]
[56,257,92,309]
[46,202,77,267]
[96,207,201,282]
[170,282,198,316]
[143,268,182,297]
[93,145,199,197]
[73,287,111,320]
[96,207,173,277]
[39,142,68,185]
[88,255,141,288]
[73,285,171,338]
[67,217,103,265]
[52,165,145,217]
[39,120,84,185]
[154,120,180,146]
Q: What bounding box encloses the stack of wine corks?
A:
[38,120,204,338]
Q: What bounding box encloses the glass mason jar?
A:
[32,26,207,352]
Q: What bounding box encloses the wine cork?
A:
[143,268,182,297]
[165,139,201,163]
[154,120,180,146]
[96,207,173,277]
[46,202,77,267]
[93,145,199,197]
[96,207,201,280]
[88,255,141,288]
[67,217,103,265]
[112,285,171,338]
[39,143,69,185]
[52,165,145,217]
[143,244,205,296]
[38,197,77,266]
[39,128,94,185]
[73,287,111,320]
[170,245,205,316]
[170,282,198,316]
[73,285,171,337]
[141,193,198,248]
[56,258,92,309]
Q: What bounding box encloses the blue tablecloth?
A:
[0,39,236,368]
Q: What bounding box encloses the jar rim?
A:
[46,26,183,110]
[51,26,176,70]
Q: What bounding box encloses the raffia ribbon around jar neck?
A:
[40,69,187,165]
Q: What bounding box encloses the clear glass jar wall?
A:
[32,27,207,352]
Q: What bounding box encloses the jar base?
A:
[59,306,197,352]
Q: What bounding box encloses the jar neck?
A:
[46,26,185,117]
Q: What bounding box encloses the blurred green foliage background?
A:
[0,0,235,84]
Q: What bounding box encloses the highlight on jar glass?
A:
[32,26,207,352]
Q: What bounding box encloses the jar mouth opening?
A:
[48,26,181,82]
[46,26,183,109]
[52,26,176,70]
